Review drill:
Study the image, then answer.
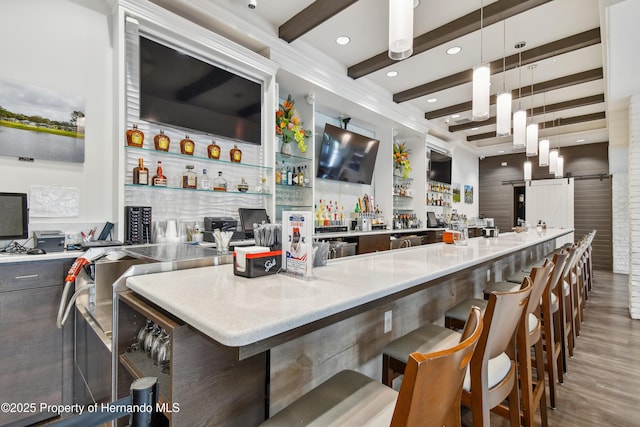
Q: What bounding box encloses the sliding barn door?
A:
[526,178,575,247]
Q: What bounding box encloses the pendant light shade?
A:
[539,139,549,167]
[388,0,413,60]
[513,109,526,147]
[472,63,491,121]
[549,149,558,174]
[496,91,512,136]
[526,123,538,156]
[555,156,564,178]
[524,160,532,181]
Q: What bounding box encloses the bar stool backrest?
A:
[391,306,483,427]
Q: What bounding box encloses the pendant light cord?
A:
[502,21,506,91]
[480,0,484,63]
[518,50,522,109]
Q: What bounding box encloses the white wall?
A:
[0,0,114,237]
[450,148,479,219]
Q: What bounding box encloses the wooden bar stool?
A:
[384,280,532,426]
[448,263,552,426]
[260,307,483,427]
[517,262,554,427]
[540,251,568,409]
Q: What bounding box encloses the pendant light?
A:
[539,92,549,167]
[524,160,532,181]
[555,155,564,178]
[472,0,490,121]
[549,149,559,174]
[526,64,538,156]
[496,21,512,137]
[513,42,526,148]
[388,0,414,60]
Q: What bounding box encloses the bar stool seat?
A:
[506,270,528,284]
[382,324,460,363]
[444,298,487,330]
[260,370,398,427]
[463,352,511,391]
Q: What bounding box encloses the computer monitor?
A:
[427,211,438,228]
[0,192,28,240]
[238,208,270,238]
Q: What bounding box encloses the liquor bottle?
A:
[275,161,281,184]
[182,165,197,189]
[154,130,170,152]
[297,167,304,187]
[237,178,249,192]
[213,171,227,192]
[126,124,144,147]
[133,158,149,185]
[180,134,195,155]
[303,165,310,185]
[230,144,242,163]
[287,167,293,186]
[151,161,167,187]
[207,139,221,159]
[199,169,210,190]
[280,162,287,183]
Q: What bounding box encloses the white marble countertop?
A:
[125,228,571,348]
[0,250,81,263]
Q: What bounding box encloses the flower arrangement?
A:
[393,142,411,178]
[276,95,310,153]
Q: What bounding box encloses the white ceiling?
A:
[150,0,614,158]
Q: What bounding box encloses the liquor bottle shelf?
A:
[126,146,270,171]
[125,183,271,196]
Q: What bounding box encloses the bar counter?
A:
[126,228,571,349]
[121,228,571,425]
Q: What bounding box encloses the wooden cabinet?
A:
[117,290,267,426]
[0,259,74,426]
[356,234,390,254]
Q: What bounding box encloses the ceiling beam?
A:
[395,28,601,103]
[448,94,605,132]
[279,0,359,42]
[348,0,552,79]
[466,112,606,141]
[425,68,604,119]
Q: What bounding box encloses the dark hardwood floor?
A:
[462,270,640,426]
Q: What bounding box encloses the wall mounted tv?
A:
[429,151,452,184]
[316,123,380,185]
[139,36,262,145]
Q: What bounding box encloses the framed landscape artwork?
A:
[464,185,474,204]
[452,183,461,203]
[0,79,85,163]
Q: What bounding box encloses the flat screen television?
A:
[0,192,28,240]
[139,36,262,145]
[316,123,380,185]
[429,151,452,184]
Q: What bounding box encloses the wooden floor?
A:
[462,270,640,426]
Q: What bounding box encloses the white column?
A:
[628,94,640,318]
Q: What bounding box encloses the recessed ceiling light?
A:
[471,127,479,131]
[451,114,460,119]
[501,161,508,166]
[426,98,437,103]
[446,46,462,55]
[386,70,399,77]
[577,138,585,143]
[336,36,350,45]
[498,150,505,153]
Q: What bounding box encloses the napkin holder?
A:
[234,246,282,278]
